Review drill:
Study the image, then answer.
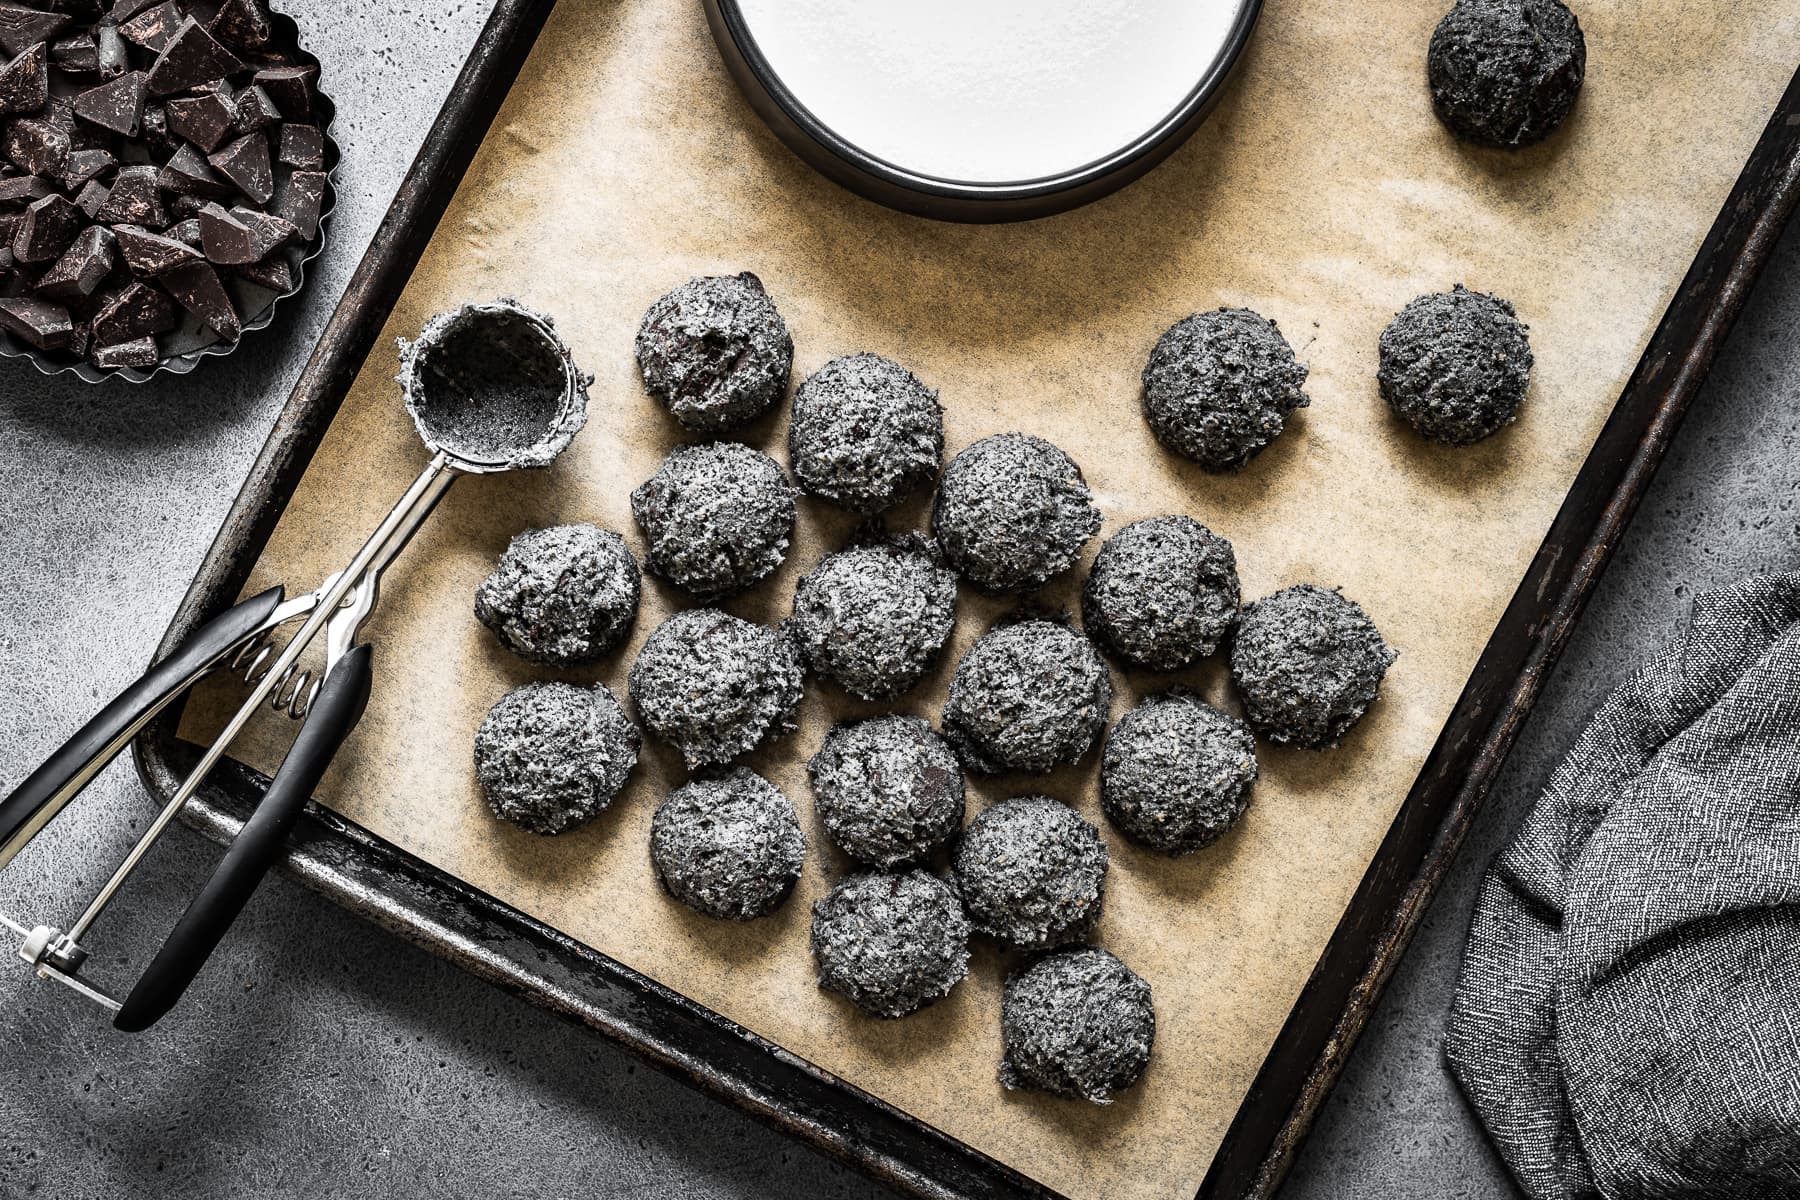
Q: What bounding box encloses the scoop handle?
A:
[113,644,373,1033]
[0,588,286,872]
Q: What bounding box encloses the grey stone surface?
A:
[0,2,1795,1194]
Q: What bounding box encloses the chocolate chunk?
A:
[114,222,197,275]
[66,318,89,358]
[198,200,290,263]
[0,171,49,205]
[161,259,235,338]
[138,102,175,155]
[231,83,277,133]
[95,162,162,224]
[95,20,125,78]
[11,192,79,261]
[145,16,242,95]
[0,43,47,114]
[118,0,178,52]
[49,31,97,73]
[0,215,15,247]
[0,294,70,347]
[207,129,269,203]
[275,121,321,168]
[234,252,289,291]
[270,167,322,237]
[0,4,69,57]
[208,0,269,52]
[158,140,228,194]
[165,190,204,220]
[72,68,144,135]
[92,333,154,366]
[165,214,197,246]
[109,0,161,22]
[90,278,173,343]
[165,89,232,151]
[35,224,113,301]
[2,116,67,174]
[252,64,314,121]
[72,176,105,218]
[55,145,112,187]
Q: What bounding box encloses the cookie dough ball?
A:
[650,768,805,920]
[1229,584,1397,748]
[811,870,970,1017]
[635,272,793,434]
[953,796,1108,949]
[1142,308,1310,472]
[473,682,640,835]
[629,609,805,769]
[1101,693,1258,855]
[788,536,957,701]
[931,433,1101,593]
[631,441,797,601]
[788,353,944,514]
[1428,0,1586,149]
[474,524,641,665]
[808,716,966,868]
[1378,285,1533,445]
[1000,948,1155,1104]
[1082,516,1239,671]
[942,620,1112,775]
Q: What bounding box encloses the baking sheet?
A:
[180,2,1800,1197]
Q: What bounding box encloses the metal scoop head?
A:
[398,298,591,473]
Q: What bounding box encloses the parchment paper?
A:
[181,2,1800,1196]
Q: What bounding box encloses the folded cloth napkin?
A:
[1446,572,1800,1200]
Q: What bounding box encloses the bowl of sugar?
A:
[704,0,1261,222]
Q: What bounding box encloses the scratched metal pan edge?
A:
[128,0,1800,1194]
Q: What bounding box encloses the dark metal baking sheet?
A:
[134,1,1800,1194]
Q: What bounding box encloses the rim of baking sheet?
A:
[703,0,1263,223]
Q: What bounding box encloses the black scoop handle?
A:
[114,644,373,1033]
[0,588,287,869]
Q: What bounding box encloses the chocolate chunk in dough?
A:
[808,715,964,869]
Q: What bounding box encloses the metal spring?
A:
[229,634,320,721]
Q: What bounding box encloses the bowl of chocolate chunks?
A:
[0,0,336,382]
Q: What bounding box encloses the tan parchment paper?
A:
[182,2,1800,1196]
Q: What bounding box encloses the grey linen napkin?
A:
[1446,571,1800,1199]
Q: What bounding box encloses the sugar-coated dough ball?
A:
[629,609,804,769]
[953,796,1107,949]
[635,272,793,433]
[474,682,639,835]
[1000,947,1155,1104]
[650,768,805,920]
[1101,692,1257,855]
[808,716,965,869]
[1229,584,1397,748]
[1141,308,1310,472]
[1378,285,1532,445]
[811,870,970,1018]
[942,620,1112,775]
[1082,515,1239,671]
[788,353,943,514]
[631,441,796,601]
[474,523,640,665]
[788,535,957,701]
[1428,0,1586,148]
[931,433,1101,593]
